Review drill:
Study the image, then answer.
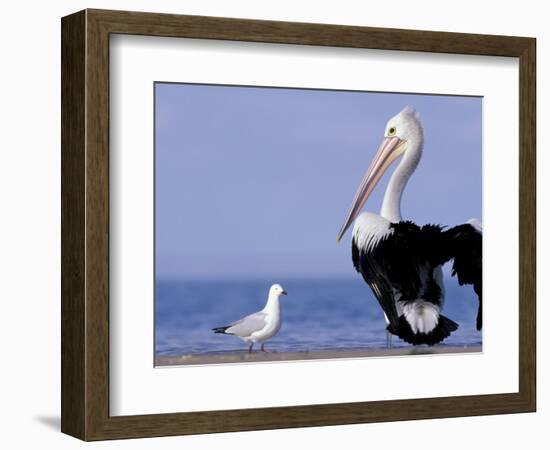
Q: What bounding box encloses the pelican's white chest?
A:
[352,212,394,253]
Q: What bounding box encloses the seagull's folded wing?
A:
[226,312,267,337]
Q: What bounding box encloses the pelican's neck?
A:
[263,294,281,315]
[380,141,422,223]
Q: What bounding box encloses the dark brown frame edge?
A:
[61,8,536,441]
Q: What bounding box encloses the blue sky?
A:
[155,83,481,279]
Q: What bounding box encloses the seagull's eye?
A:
[388,127,396,136]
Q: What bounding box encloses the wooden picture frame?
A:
[61,9,536,441]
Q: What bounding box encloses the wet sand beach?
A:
[156,345,482,367]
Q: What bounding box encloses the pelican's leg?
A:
[383,313,393,349]
[248,342,254,353]
[260,343,270,353]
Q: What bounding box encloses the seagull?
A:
[212,284,288,352]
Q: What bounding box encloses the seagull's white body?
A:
[237,294,282,344]
[213,284,287,352]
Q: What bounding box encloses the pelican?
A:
[336,106,482,346]
[213,284,287,352]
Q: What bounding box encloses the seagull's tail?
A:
[212,326,230,334]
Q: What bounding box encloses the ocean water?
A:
[155,277,482,356]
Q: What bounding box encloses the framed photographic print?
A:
[61,9,536,441]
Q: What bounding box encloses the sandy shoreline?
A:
[156,345,482,367]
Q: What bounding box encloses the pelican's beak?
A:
[336,136,406,242]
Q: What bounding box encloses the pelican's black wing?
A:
[352,220,482,337]
[442,224,483,330]
[412,222,483,330]
[352,221,427,330]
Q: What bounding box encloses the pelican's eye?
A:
[388,126,396,136]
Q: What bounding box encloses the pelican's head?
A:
[269,284,288,297]
[384,106,424,146]
[336,107,423,242]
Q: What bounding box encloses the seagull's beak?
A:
[336,136,406,242]
[281,290,288,295]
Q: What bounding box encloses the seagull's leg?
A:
[248,342,254,353]
[260,343,271,353]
